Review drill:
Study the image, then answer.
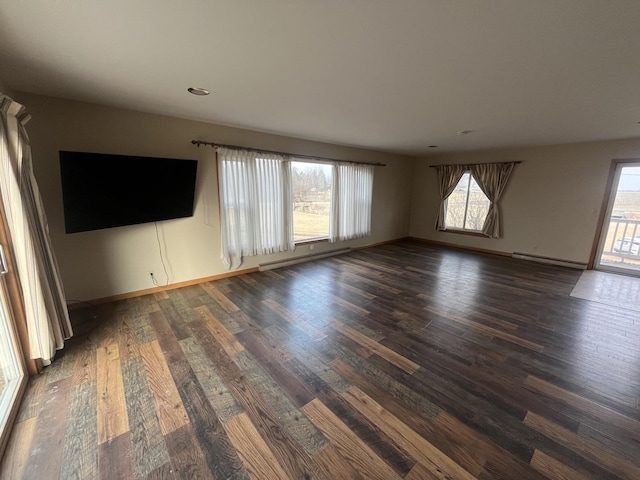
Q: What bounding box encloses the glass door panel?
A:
[596,163,640,275]
[0,244,27,459]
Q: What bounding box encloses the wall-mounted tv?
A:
[59,151,198,233]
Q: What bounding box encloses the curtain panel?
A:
[434,165,465,231]
[330,163,374,242]
[0,95,72,366]
[217,148,294,269]
[470,162,515,238]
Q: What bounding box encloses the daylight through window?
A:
[445,172,490,231]
[292,161,333,241]
[218,147,375,267]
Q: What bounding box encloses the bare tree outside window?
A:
[292,162,333,241]
[445,172,490,231]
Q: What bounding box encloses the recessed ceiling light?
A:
[188,87,210,96]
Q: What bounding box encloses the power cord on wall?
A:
[153,221,170,287]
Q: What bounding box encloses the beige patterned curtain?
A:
[434,165,465,231]
[0,94,72,366]
[470,162,515,238]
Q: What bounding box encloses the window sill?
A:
[440,229,488,238]
[295,237,330,246]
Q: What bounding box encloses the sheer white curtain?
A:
[0,94,72,366]
[217,147,294,269]
[330,163,374,242]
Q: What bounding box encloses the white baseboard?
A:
[259,248,352,271]
[512,252,587,269]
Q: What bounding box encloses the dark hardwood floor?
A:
[1,239,639,479]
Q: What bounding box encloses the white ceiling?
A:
[2,1,640,156]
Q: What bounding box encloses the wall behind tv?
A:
[16,93,414,301]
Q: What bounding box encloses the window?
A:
[445,172,490,231]
[333,162,374,242]
[218,148,294,269]
[218,147,375,267]
[292,161,332,242]
[435,162,515,238]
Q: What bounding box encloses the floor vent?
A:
[259,248,352,271]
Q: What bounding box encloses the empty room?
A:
[1,1,639,479]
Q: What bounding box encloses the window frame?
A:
[444,170,490,233]
[291,160,333,244]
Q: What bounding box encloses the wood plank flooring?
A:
[2,239,640,479]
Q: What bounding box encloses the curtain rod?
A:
[428,161,522,168]
[191,140,386,167]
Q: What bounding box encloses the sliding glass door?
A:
[0,244,27,459]
[596,162,640,275]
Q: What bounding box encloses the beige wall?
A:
[18,90,640,301]
[16,93,414,301]
[0,76,15,97]
[410,139,640,263]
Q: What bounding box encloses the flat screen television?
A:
[59,151,198,233]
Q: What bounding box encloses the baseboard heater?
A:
[259,247,352,271]
[512,252,587,269]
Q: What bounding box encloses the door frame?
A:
[0,282,29,460]
[589,157,640,271]
[0,202,31,460]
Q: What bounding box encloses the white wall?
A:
[410,139,640,263]
[16,93,414,301]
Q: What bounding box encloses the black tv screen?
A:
[59,151,198,233]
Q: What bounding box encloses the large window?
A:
[435,162,515,238]
[217,148,294,269]
[292,161,333,242]
[218,148,374,267]
[445,172,490,231]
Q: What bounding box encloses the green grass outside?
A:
[294,211,330,241]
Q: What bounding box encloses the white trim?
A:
[259,248,351,271]
[512,252,587,269]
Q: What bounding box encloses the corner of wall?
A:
[407,155,440,238]
[404,141,640,265]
